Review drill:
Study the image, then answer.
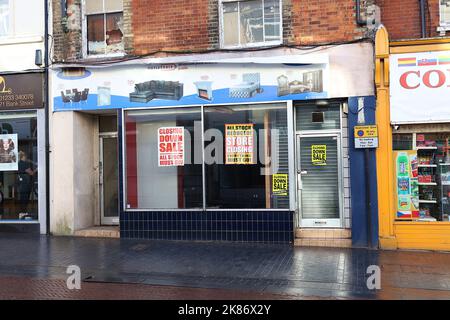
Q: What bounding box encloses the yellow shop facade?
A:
[376,26,450,250]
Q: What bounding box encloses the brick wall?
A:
[52,0,83,62]
[376,0,448,40]
[288,0,371,45]
[52,0,374,61]
[131,0,372,55]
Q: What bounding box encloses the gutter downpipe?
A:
[419,0,427,38]
[44,0,50,235]
[356,0,367,26]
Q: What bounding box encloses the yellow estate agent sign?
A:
[312,145,327,165]
[272,174,288,196]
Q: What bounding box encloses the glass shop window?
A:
[204,104,289,209]
[393,131,450,222]
[125,108,203,209]
[85,0,124,55]
[0,112,38,221]
[0,0,9,37]
[221,0,282,48]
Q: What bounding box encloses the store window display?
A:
[0,112,38,221]
[393,131,450,222]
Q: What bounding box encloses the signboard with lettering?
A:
[272,174,288,196]
[225,124,254,165]
[354,125,379,148]
[390,51,450,123]
[311,145,327,166]
[0,73,43,110]
[158,127,184,167]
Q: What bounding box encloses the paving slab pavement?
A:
[1,233,450,299]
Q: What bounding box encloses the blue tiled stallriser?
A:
[120,211,294,244]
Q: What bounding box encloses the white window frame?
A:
[0,0,11,38]
[81,0,125,58]
[438,0,450,34]
[219,0,283,49]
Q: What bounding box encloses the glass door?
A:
[296,134,342,227]
[100,134,119,225]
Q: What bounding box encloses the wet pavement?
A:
[1,233,450,299]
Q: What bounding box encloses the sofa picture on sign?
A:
[129,80,184,103]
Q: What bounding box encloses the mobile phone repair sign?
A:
[354,125,378,149]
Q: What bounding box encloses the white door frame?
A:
[296,132,344,228]
[99,133,119,225]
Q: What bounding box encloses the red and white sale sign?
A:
[158,127,184,167]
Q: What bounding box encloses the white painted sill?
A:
[0,36,44,46]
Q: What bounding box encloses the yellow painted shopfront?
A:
[376,27,450,250]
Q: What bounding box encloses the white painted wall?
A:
[0,0,45,72]
[50,111,99,235]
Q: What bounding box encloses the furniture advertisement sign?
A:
[158,127,184,167]
[393,150,419,219]
[225,124,254,165]
[0,73,43,110]
[390,51,450,123]
[51,62,328,112]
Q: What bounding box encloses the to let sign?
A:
[0,73,43,110]
[354,125,378,148]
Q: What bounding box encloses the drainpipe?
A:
[419,0,426,38]
[44,0,50,235]
[356,0,367,26]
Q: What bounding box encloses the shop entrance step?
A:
[294,228,351,248]
[74,226,119,239]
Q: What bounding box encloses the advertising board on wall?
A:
[390,51,450,123]
[0,73,43,110]
[52,61,328,112]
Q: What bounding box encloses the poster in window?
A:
[225,124,254,165]
[272,174,288,196]
[158,127,184,167]
[393,150,419,219]
[0,134,18,171]
[311,145,327,166]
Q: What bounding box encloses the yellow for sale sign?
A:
[311,145,327,166]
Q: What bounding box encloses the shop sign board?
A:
[272,174,288,196]
[0,134,18,171]
[225,124,254,165]
[158,127,184,167]
[0,73,43,110]
[51,62,328,112]
[354,125,378,149]
[311,145,327,165]
[390,51,450,123]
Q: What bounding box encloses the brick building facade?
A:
[52,0,376,62]
[376,0,448,40]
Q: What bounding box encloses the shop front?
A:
[50,44,376,245]
[0,72,46,234]
[376,27,450,250]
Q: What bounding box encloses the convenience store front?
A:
[376,29,450,250]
